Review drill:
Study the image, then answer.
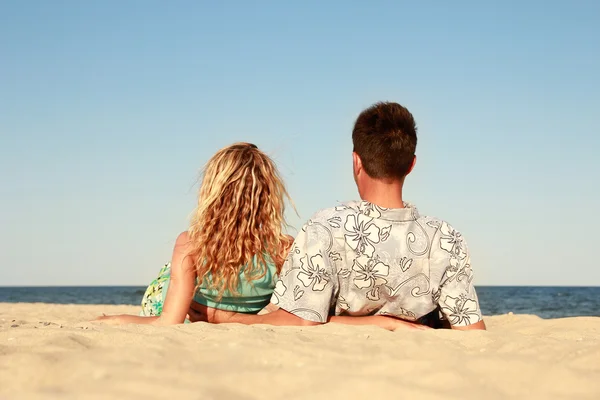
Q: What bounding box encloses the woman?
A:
[97,142,294,325]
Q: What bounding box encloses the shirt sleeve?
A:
[433,222,483,327]
[269,222,336,323]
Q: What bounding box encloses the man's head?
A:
[352,102,417,192]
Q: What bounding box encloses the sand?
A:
[1,304,599,400]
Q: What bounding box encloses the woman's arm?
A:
[95,231,197,326]
[95,314,159,325]
[154,232,196,325]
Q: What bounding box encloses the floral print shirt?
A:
[271,200,482,327]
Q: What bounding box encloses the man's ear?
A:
[406,155,417,175]
[352,152,363,176]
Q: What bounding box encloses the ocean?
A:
[1,286,599,319]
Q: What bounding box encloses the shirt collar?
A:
[353,200,419,222]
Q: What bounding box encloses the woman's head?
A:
[188,142,293,296]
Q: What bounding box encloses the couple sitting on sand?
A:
[98,102,486,331]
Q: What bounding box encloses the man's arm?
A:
[329,315,430,330]
[434,222,486,331]
[200,306,321,326]
[189,303,429,330]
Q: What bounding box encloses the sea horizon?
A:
[1,286,599,320]
[2,284,598,288]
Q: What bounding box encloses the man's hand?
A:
[187,302,237,323]
[328,314,432,331]
[375,316,431,331]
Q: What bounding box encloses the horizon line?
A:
[1,284,599,288]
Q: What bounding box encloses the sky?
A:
[1,1,599,286]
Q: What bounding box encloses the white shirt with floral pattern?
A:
[270,200,482,327]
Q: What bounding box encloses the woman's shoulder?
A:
[171,231,196,272]
[175,231,190,246]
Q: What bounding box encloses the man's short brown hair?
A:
[352,102,417,180]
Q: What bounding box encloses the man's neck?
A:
[359,179,405,209]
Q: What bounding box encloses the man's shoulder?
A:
[416,213,450,231]
[415,212,469,258]
[416,213,464,236]
[305,201,363,224]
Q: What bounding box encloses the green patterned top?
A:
[140,255,278,317]
[195,255,278,313]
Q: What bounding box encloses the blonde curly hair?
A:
[188,143,294,298]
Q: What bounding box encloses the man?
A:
[192,102,486,330]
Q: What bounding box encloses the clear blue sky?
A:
[1,1,598,286]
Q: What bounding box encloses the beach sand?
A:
[1,304,599,400]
